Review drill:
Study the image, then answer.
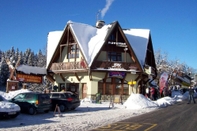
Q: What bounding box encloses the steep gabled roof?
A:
[124,29,150,69]
[46,31,63,68]
[47,20,154,72]
[69,21,111,66]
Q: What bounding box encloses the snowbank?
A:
[123,94,158,109]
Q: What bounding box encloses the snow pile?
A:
[123,94,158,109]
[155,96,175,107]
[81,96,94,103]
[1,89,32,100]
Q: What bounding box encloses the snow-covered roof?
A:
[16,65,46,75]
[46,31,63,68]
[69,21,111,67]
[124,29,150,69]
[47,21,150,69]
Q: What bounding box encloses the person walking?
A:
[150,87,156,100]
[187,86,196,104]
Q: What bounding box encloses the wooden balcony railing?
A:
[50,61,139,72]
[92,61,138,70]
[51,61,87,71]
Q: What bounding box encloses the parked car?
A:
[0,95,20,119]
[10,92,51,115]
[50,91,80,112]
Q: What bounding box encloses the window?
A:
[108,52,122,61]
[67,44,79,59]
[25,94,34,100]
[108,34,115,41]
[14,94,25,101]
[51,94,59,98]
[60,94,65,99]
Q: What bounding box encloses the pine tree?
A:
[27,52,33,66]
[0,54,9,86]
[37,49,46,67]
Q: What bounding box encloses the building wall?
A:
[57,47,83,62]
[97,51,107,61]
[53,71,140,98]
[97,51,132,62]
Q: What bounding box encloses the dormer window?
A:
[108,52,121,61]
[67,44,79,59]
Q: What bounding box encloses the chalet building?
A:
[46,20,157,100]
[170,71,193,87]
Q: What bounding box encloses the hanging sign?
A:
[16,73,43,83]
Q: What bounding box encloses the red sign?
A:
[16,73,43,83]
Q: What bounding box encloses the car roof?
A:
[51,91,74,94]
[20,92,48,95]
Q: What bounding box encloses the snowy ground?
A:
[0,89,189,131]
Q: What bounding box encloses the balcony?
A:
[92,61,138,71]
[50,61,139,73]
[50,61,88,73]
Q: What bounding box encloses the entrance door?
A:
[98,78,129,95]
[82,83,87,99]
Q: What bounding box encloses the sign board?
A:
[128,81,136,85]
[113,95,122,104]
[16,73,43,83]
[109,71,126,78]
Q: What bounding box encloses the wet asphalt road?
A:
[91,99,197,131]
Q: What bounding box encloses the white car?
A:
[0,95,20,119]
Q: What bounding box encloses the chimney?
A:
[96,20,105,29]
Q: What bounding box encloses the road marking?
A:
[93,122,157,131]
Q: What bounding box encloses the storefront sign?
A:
[16,73,42,83]
[109,71,126,78]
[111,63,122,69]
[128,81,136,85]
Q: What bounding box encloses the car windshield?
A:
[13,93,26,100]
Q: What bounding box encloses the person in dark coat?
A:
[150,87,156,100]
[187,86,196,104]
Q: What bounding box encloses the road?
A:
[91,99,197,131]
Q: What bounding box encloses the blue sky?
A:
[0,0,197,69]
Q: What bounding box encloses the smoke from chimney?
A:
[100,0,114,19]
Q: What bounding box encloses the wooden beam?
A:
[60,46,62,61]
[121,79,124,95]
[52,69,88,74]
[121,73,127,95]
[59,74,65,82]
[46,74,55,83]
[74,73,80,82]
[102,72,108,95]
[60,43,77,46]
[104,72,108,80]
[135,73,141,82]
[88,70,92,81]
